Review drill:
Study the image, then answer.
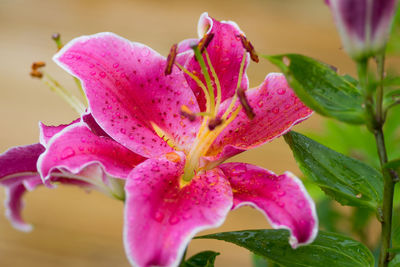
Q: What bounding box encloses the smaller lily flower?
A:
[326,0,398,59]
[33,12,319,267]
[0,116,145,231]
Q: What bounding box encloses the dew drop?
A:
[90,71,96,76]
[99,72,106,78]
[272,107,280,114]
[277,88,286,95]
[169,216,180,225]
[154,211,164,222]
[257,101,264,107]
[277,201,285,208]
[113,63,119,68]
[81,137,86,143]
[89,63,95,68]
[129,134,135,140]
[297,200,306,208]
[120,128,126,134]
[78,146,84,151]
[60,147,75,160]
[277,190,286,197]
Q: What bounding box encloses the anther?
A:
[237,34,259,63]
[30,61,46,79]
[198,33,214,53]
[52,33,63,50]
[208,117,223,130]
[165,43,178,75]
[237,87,255,119]
[180,105,196,122]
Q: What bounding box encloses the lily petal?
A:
[0,144,46,231]
[207,73,312,161]
[220,162,318,248]
[0,143,45,185]
[184,12,250,111]
[39,119,80,147]
[54,32,200,157]
[124,153,233,267]
[38,122,145,181]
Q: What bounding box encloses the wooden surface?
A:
[0,0,369,266]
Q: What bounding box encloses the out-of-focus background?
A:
[0,0,380,266]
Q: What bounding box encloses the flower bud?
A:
[326,0,397,59]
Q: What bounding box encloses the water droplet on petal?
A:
[129,134,135,140]
[89,63,95,68]
[154,211,164,222]
[113,63,119,68]
[277,201,285,208]
[90,71,96,76]
[277,190,286,197]
[272,107,280,114]
[277,88,286,95]
[257,101,263,107]
[297,200,306,208]
[169,216,180,225]
[99,72,106,78]
[61,147,75,160]
[120,128,126,134]
[81,137,86,143]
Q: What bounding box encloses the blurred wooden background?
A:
[0,0,369,266]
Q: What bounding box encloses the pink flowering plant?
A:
[1,3,400,266]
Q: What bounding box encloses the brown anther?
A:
[237,34,259,63]
[30,70,43,79]
[208,117,223,130]
[198,33,214,53]
[32,61,46,70]
[165,43,178,76]
[30,61,46,79]
[237,87,255,119]
[180,105,196,122]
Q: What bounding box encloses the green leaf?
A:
[197,230,374,267]
[181,251,220,267]
[284,131,383,209]
[389,254,400,267]
[385,159,400,171]
[264,54,365,124]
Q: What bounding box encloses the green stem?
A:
[370,53,397,267]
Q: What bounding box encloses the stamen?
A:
[208,117,223,130]
[51,33,63,50]
[151,122,178,149]
[42,71,86,114]
[204,50,222,111]
[198,33,214,53]
[221,52,246,120]
[165,43,178,76]
[180,105,197,122]
[191,44,215,114]
[237,87,255,119]
[30,61,46,78]
[237,34,259,63]
[175,62,211,113]
[51,33,87,104]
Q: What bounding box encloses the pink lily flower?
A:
[326,0,398,59]
[0,115,145,231]
[1,12,318,267]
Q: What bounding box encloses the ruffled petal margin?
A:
[124,152,233,267]
[220,162,318,248]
